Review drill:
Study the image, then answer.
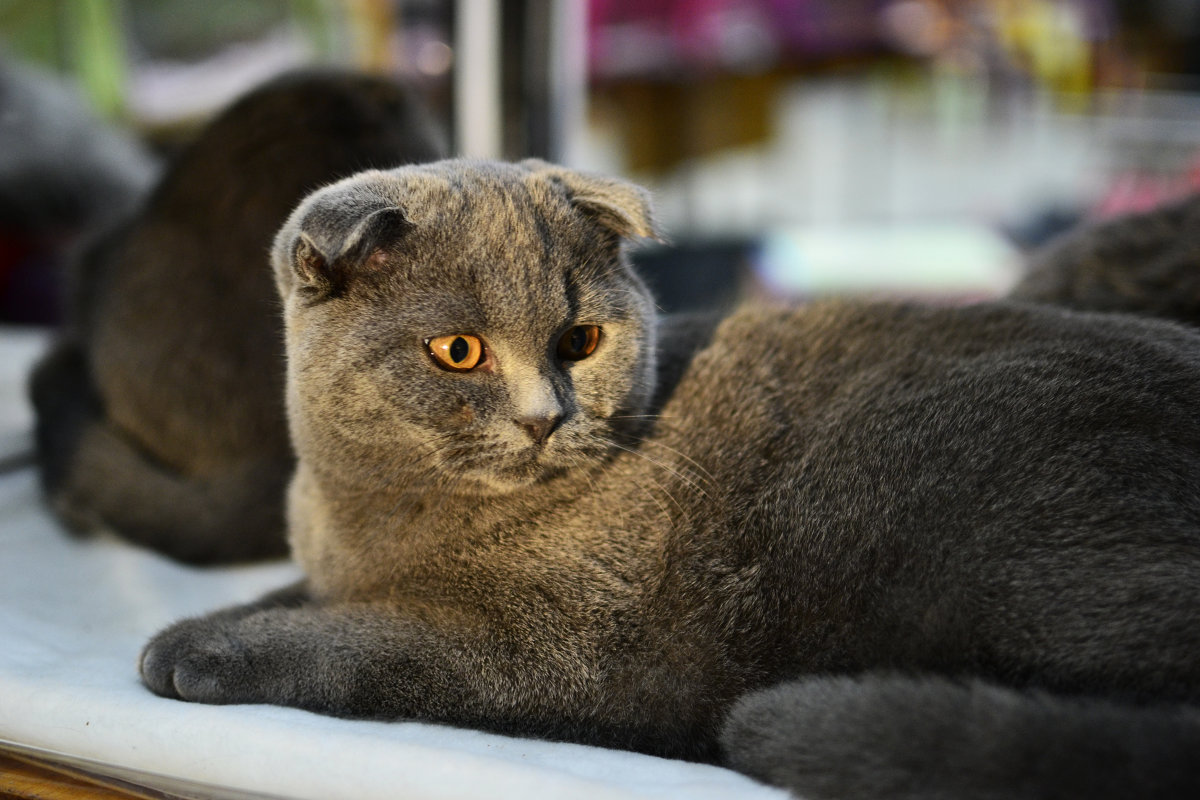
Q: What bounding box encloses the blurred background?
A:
[2,0,1200,323]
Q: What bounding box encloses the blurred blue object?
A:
[0,58,157,325]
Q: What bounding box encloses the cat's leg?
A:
[721,674,1200,800]
[30,343,291,563]
[141,598,537,718]
[154,580,311,630]
[29,338,99,496]
[139,594,634,745]
[61,423,291,563]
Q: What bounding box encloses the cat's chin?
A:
[465,469,564,496]
[461,457,575,496]
[446,437,613,496]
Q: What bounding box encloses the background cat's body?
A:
[29,70,443,562]
[141,160,1200,797]
[1012,193,1200,326]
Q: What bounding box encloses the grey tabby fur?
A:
[141,160,1200,798]
[29,70,444,563]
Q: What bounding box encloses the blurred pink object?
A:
[588,0,886,77]
[1093,154,1200,219]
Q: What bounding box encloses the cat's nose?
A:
[516,414,562,446]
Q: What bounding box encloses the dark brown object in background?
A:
[28,69,445,564]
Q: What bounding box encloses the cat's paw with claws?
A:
[139,616,260,705]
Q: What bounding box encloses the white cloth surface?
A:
[0,328,785,799]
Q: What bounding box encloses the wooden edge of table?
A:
[0,748,177,800]
[0,744,283,800]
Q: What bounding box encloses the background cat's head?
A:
[272,159,661,495]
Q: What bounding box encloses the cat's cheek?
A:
[449,398,474,426]
[594,347,653,417]
[306,366,432,446]
[575,376,629,420]
[591,399,618,420]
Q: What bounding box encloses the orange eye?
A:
[557,325,601,361]
[427,334,484,371]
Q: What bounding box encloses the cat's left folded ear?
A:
[522,159,666,244]
[273,176,413,298]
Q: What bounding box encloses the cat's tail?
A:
[721,674,1200,800]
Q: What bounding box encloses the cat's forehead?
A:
[388,162,576,249]
[380,164,613,315]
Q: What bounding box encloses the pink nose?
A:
[516,414,562,446]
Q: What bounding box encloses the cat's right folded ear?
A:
[274,186,413,299]
[521,159,665,243]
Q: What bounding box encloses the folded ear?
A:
[522,159,663,242]
[274,186,413,298]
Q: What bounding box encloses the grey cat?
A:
[141,159,1200,798]
[1012,192,1200,326]
[29,70,444,563]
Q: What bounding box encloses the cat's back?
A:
[659,299,1197,452]
[665,298,1200,448]
[647,298,1200,580]
[637,300,1200,690]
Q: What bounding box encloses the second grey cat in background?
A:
[1013,193,1200,326]
[29,70,445,563]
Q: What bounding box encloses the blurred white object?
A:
[454,0,501,158]
[754,222,1022,300]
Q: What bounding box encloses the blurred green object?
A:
[0,0,128,117]
[755,223,1022,301]
[0,0,59,67]
[70,0,128,118]
[0,0,349,121]
[291,0,339,62]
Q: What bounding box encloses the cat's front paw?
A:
[139,617,258,705]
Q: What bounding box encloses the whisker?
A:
[639,439,716,484]
[604,438,712,500]
[628,474,673,524]
[642,472,686,515]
